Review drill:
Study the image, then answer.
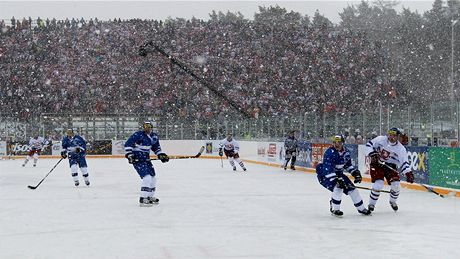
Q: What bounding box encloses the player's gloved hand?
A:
[369,151,380,166]
[350,169,362,183]
[61,151,67,159]
[158,153,169,163]
[75,147,81,153]
[218,148,223,157]
[125,152,137,164]
[405,171,415,183]
[336,177,347,189]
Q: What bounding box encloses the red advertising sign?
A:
[268,143,277,157]
[311,143,331,167]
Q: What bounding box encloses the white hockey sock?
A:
[369,180,384,207]
[81,167,89,179]
[23,156,31,164]
[140,175,155,198]
[331,186,343,211]
[235,158,246,169]
[349,189,366,211]
[70,164,79,182]
[229,158,235,168]
[389,181,400,204]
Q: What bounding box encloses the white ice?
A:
[1,158,459,259]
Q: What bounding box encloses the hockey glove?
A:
[350,169,362,183]
[218,148,223,157]
[369,151,380,166]
[158,153,169,163]
[405,171,415,183]
[61,151,67,159]
[75,147,81,153]
[336,177,347,189]
[125,153,137,164]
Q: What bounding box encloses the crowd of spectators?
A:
[0,14,388,124]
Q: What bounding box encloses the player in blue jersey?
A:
[124,122,169,207]
[316,135,371,216]
[61,129,91,187]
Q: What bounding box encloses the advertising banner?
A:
[206,142,213,154]
[406,146,429,184]
[311,143,330,168]
[296,141,312,168]
[344,144,358,168]
[112,140,125,155]
[429,147,460,189]
[256,142,284,164]
[7,141,52,155]
[52,141,62,156]
[87,140,112,155]
[267,143,277,162]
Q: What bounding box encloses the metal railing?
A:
[1,101,459,146]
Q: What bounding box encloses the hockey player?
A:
[61,129,91,187]
[124,122,169,207]
[219,133,247,172]
[22,135,49,167]
[365,127,414,212]
[316,135,371,216]
[283,130,298,170]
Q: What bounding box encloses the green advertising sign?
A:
[429,147,460,189]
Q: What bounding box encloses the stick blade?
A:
[195,146,205,158]
[27,185,37,190]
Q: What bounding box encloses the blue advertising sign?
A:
[296,141,312,168]
[406,146,429,184]
[344,144,358,168]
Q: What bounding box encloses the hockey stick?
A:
[150,146,205,161]
[419,184,445,198]
[27,158,64,190]
[378,161,445,198]
[354,185,391,194]
[139,41,252,118]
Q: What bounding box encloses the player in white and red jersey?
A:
[22,135,49,167]
[364,127,414,212]
[219,133,247,172]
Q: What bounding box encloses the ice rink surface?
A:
[1,157,460,259]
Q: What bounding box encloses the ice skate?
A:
[358,208,372,215]
[148,197,159,204]
[74,180,80,187]
[290,165,295,170]
[368,204,375,212]
[139,197,158,207]
[139,197,153,207]
[331,210,343,217]
[233,166,236,171]
[390,201,398,212]
[84,179,90,186]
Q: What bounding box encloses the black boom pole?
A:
[139,41,252,118]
